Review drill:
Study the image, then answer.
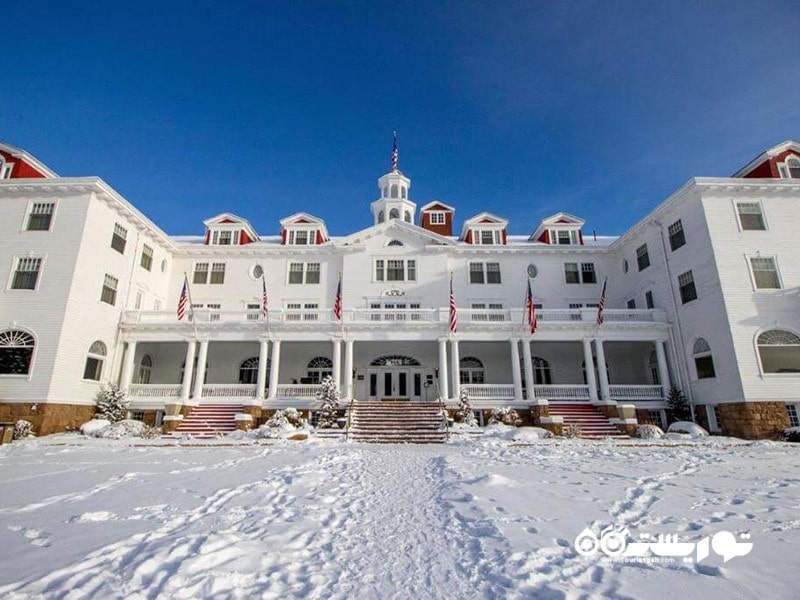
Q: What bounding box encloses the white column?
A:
[332,339,342,391]
[268,339,281,400]
[180,340,197,401]
[521,339,536,401]
[438,338,449,401]
[510,339,523,402]
[595,338,611,401]
[344,339,354,400]
[655,340,671,399]
[450,338,460,400]
[255,339,269,400]
[192,339,209,400]
[583,338,599,402]
[120,340,137,391]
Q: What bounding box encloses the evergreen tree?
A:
[458,388,477,427]
[95,383,129,423]
[667,386,692,421]
[316,375,340,429]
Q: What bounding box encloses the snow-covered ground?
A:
[1,435,799,599]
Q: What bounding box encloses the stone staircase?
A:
[165,403,242,439]
[548,403,630,439]
[346,400,447,443]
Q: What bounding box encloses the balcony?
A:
[121,307,667,331]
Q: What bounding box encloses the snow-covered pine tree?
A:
[316,375,340,429]
[95,383,129,423]
[458,388,477,427]
[666,386,692,421]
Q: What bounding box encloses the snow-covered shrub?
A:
[783,427,800,443]
[489,407,522,427]
[98,419,147,439]
[512,427,553,442]
[264,409,307,432]
[667,386,692,421]
[316,376,340,429]
[667,421,708,436]
[95,383,129,423]
[456,388,477,427]
[636,424,665,439]
[283,407,308,429]
[80,419,111,437]
[563,423,582,438]
[13,419,34,440]
[140,425,162,439]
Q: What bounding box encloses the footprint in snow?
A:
[8,525,53,547]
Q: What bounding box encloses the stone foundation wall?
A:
[718,402,790,440]
[0,402,96,436]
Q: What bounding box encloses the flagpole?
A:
[338,270,344,337]
[262,275,271,339]
[183,271,199,339]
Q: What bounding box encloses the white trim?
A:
[6,254,46,292]
[732,198,769,232]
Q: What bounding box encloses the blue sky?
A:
[4,1,799,237]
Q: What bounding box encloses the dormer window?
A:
[287,229,316,245]
[475,229,502,245]
[429,212,446,225]
[551,230,579,245]
[787,156,800,179]
[210,230,238,245]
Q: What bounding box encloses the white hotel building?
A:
[1,140,799,438]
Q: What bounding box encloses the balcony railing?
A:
[609,384,663,401]
[201,384,257,398]
[122,307,666,327]
[533,384,591,401]
[128,383,182,398]
[462,384,516,401]
[274,384,322,400]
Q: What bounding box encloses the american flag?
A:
[261,275,269,318]
[596,277,608,326]
[526,279,538,334]
[177,276,189,321]
[449,276,458,334]
[391,131,398,171]
[333,276,343,321]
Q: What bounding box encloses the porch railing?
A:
[274,384,323,400]
[201,384,257,398]
[462,384,516,401]
[128,383,182,398]
[533,384,591,401]
[121,307,667,327]
[609,384,663,400]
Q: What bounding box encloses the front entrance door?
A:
[368,369,423,400]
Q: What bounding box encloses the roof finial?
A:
[391,131,399,171]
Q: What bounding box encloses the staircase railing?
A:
[436,382,450,441]
[345,394,356,442]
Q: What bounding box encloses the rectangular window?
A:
[140,244,153,271]
[387,260,404,281]
[111,223,127,254]
[207,302,221,321]
[626,298,636,309]
[737,202,766,230]
[469,262,484,284]
[26,202,55,231]
[305,262,320,284]
[375,260,385,282]
[564,262,580,284]
[292,230,309,245]
[218,231,232,245]
[429,212,445,225]
[645,290,655,309]
[101,274,118,305]
[474,229,501,245]
[787,404,799,428]
[11,257,42,290]
[678,270,697,304]
[486,262,501,284]
[289,262,304,284]
[193,262,209,284]
[209,263,226,284]
[636,244,650,271]
[580,263,596,283]
[407,260,416,282]
[481,230,495,245]
[247,303,260,321]
[750,257,781,289]
[557,230,572,245]
[286,302,318,321]
[668,219,686,251]
[83,357,103,381]
[695,356,716,379]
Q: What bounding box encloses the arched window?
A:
[136,354,153,384]
[648,351,660,385]
[389,208,400,220]
[460,357,484,384]
[307,356,333,383]
[390,184,398,198]
[0,330,35,375]
[370,355,421,366]
[787,156,800,179]
[757,330,800,373]
[239,356,269,385]
[404,211,412,223]
[533,357,552,385]
[378,210,385,223]
[693,338,716,379]
[83,340,107,381]
[387,239,404,246]
[401,186,407,199]
[383,186,389,197]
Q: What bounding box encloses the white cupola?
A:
[370,134,416,225]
